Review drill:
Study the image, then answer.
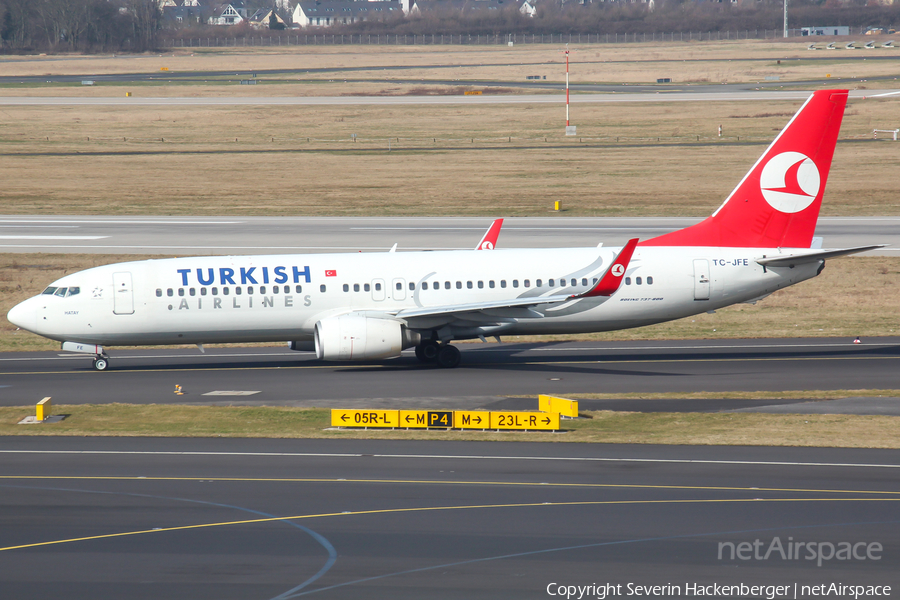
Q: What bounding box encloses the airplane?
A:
[6,89,882,371]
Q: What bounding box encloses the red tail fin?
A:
[643,90,848,249]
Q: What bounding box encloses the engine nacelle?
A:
[315,315,417,361]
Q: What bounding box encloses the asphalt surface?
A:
[3,339,900,413]
[1,215,896,255]
[2,89,899,106]
[0,437,897,599]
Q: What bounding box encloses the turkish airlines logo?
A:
[759,151,820,214]
[479,241,494,250]
[611,264,625,277]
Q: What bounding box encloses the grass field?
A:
[2,252,898,352]
[1,402,897,448]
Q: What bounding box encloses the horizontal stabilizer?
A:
[755,245,885,267]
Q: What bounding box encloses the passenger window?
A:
[353,283,360,292]
[625,278,631,285]
[524,279,530,288]
[320,284,326,293]
[477,281,483,289]
[178,288,184,297]
[200,288,207,296]
[212,287,218,296]
[235,287,242,295]
[501,280,507,288]
[295,285,303,293]
[396,282,402,290]
[409,282,415,291]
[571,278,577,286]
[223,287,230,295]
[456,281,462,289]
[189,288,196,296]
[444,281,450,290]
[156,289,162,297]
[582,278,588,286]
[67,287,80,297]
[375,282,382,291]
[489,280,495,289]
[343,284,349,292]
[167,289,173,297]
[364,283,371,292]
[549,279,555,287]
[259,286,265,294]
[247,287,253,295]
[512,280,519,288]
[422,282,428,290]
[42,287,58,295]
[466,281,473,289]
[593,278,598,284]
[273,286,279,294]
[647,276,654,285]
[636,277,642,285]
[536,279,542,288]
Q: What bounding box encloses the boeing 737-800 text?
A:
[6,90,881,370]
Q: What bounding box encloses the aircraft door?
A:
[112,272,135,314]
[392,278,406,301]
[371,279,386,302]
[693,260,710,301]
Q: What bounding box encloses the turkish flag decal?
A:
[325,270,337,277]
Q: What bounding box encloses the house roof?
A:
[297,0,402,16]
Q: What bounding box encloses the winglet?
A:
[475,219,503,250]
[574,238,639,298]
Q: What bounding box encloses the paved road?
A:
[3,339,899,411]
[0,437,897,599]
[1,216,896,255]
[1,89,898,106]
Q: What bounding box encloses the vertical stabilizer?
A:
[643,90,848,248]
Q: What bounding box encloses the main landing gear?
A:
[415,340,461,368]
[92,354,110,371]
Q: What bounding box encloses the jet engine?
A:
[314,315,419,361]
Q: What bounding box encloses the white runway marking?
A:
[0,235,108,240]
[0,219,243,225]
[0,449,897,469]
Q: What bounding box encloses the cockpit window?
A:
[42,287,58,295]
[53,287,68,297]
[67,287,80,297]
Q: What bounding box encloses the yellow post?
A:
[35,397,51,421]
[554,201,561,211]
[125,92,132,97]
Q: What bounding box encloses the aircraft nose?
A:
[7,298,36,332]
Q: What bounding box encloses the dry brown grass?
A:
[0,98,898,217]
[1,404,897,448]
[2,40,899,87]
[3,253,898,352]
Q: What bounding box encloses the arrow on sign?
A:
[405,415,414,423]
[341,414,349,422]
[473,416,483,424]
[542,417,551,425]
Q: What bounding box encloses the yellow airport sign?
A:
[454,411,489,429]
[490,411,559,431]
[539,394,579,418]
[331,409,399,428]
[399,410,453,428]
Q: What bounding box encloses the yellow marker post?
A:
[331,409,399,428]
[454,411,489,429]
[554,201,561,211]
[35,397,51,422]
[489,411,559,431]
[125,92,132,97]
[539,395,579,418]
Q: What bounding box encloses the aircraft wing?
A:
[475,219,503,250]
[755,245,885,267]
[392,238,639,322]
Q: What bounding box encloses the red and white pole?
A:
[565,44,570,127]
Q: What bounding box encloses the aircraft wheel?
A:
[93,357,109,371]
[416,340,440,363]
[436,344,461,369]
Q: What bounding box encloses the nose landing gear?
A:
[414,340,461,368]
[92,354,110,371]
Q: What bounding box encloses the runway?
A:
[3,339,900,412]
[1,215,897,255]
[1,89,898,106]
[0,437,897,599]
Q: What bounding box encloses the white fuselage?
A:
[10,245,822,346]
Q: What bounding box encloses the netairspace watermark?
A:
[545,582,893,600]
[718,537,883,568]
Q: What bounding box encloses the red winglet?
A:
[475,218,503,250]
[575,238,639,298]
